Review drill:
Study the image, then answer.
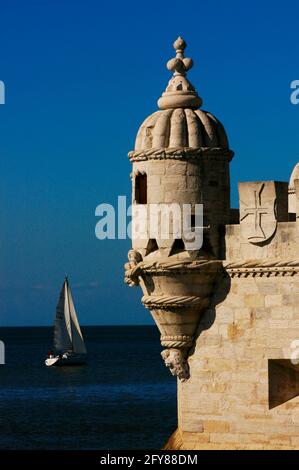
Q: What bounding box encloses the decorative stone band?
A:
[126,257,299,283]
[124,258,223,287]
[140,258,223,274]
[160,335,193,348]
[224,259,299,278]
[128,147,234,163]
[142,294,205,309]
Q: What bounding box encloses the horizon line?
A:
[0,323,155,328]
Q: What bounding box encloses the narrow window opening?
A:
[135,174,147,204]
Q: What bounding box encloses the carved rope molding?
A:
[142,294,206,308]
[124,258,223,287]
[125,258,299,282]
[128,146,234,162]
[223,259,299,278]
[140,259,223,274]
[160,335,193,349]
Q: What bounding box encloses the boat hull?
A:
[45,354,87,367]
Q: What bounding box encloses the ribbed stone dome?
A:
[288,162,299,213]
[134,108,228,151]
[133,37,230,152]
[289,162,299,191]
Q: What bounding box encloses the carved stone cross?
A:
[240,184,270,240]
[239,182,277,244]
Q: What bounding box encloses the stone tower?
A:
[125,37,233,380]
[125,38,299,449]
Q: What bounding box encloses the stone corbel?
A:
[161,349,189,382]
[124,251,222,381]
[124,250,143,287]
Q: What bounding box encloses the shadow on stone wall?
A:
[189,268,231,357]
[268,359,299,409]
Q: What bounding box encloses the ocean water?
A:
[0,326,177,450]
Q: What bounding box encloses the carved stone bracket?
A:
[124,251,223,381]
[124,250,143,287]
[161,348,190,382]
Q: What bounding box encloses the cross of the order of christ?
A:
[240,183,272,240]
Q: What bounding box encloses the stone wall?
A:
[167,261,299,449]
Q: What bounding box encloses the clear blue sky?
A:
[0,0,298,326]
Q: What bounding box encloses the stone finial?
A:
[166,37,193,77]
[158,36,202,110]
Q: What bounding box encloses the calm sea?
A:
[0,326,176,450]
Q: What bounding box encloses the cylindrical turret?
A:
[128,36,234,259]
[125,37,234,380]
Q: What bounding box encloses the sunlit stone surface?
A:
[125,37,299,449]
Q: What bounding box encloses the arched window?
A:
[135,173,147,204]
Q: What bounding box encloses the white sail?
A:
[53,279,87,355]
[67,283,87,355]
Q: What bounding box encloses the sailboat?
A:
[45,277,87,367]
